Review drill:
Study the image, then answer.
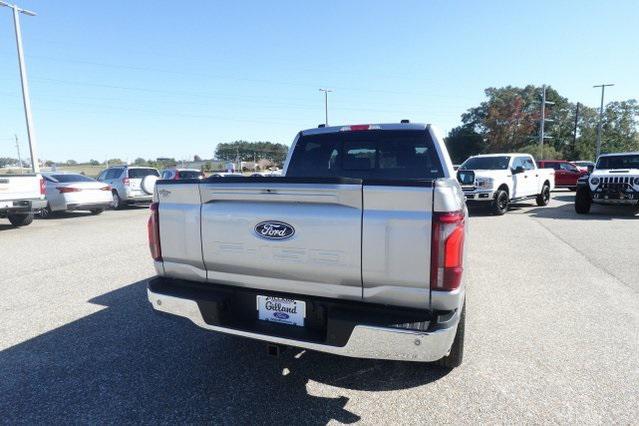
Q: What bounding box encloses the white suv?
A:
[97,166,159,209]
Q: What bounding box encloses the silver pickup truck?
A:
[147,122,468,367]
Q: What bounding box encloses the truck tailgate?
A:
[0,175,40,203]
[199,181,363,301]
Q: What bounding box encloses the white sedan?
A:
[41,173,113,217]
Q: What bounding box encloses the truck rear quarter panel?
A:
[362,184,433,308]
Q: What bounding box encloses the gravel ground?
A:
[0,194,637,424]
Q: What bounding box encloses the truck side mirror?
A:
[512,166,525,174]
[587,165,594,173]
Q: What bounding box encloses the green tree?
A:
[133,157,147,166]
[215,141,289,165]
[445,125,485,164]
[519,143,563,161]
[89,159,100,166]
[193,154,202,162]
[66,159,78,166]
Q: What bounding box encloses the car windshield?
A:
[49,174,95,183]
[178,170,204,179]
[461,156,510,170]
[128,168,160,178]
[596,155,639,169]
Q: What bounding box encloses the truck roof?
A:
[598,151,639,157]
[301,122,430,136]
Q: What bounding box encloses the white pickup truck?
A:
[0,174,46,227]
[147,122,469,367]
[457,153,555,215]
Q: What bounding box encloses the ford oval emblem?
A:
[254,221,295,240]
[273,312,289,320]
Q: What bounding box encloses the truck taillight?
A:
[148,202,162,261]
[39,178,45,195]
[431,211,465,291]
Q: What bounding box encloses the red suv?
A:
[538,160,587,191]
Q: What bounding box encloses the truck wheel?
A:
[574,187,592,214]
[433,302,465,369]
[7,212,34,227]
[112,191,123,210]
[536,184,551,206]
[491,190,509,215]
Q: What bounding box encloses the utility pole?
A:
[572,103,580,160]
[0,1,39,172]
[593,83,614,158]
[319,88,332,126]
[14,134,22,173]
[539,85,554,160]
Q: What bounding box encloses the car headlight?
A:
[475,177,494,189]
[590,177,600,186]
[634,177,639,186]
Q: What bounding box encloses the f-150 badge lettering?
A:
[254,221,295,240]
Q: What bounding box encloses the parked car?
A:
[160,168,205,180]
[575,152,639,214]
[40,173,112,217]
[0,173,46,227]
[457,153,555,215]
[538,160,587,191]
[147,122,468,368]
[573,160,596,173]
[97,166,159,209]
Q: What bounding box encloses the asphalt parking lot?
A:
[1,194,637,424]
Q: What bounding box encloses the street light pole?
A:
[0,1,39,172]
[593,83,614,158]
[319,88,332,126]
[14,134,22,173]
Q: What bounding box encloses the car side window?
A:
[560,163,576,172]
[105,169,121,179]
[97,171,107,181]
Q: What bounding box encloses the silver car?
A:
[97,166,159,209]
[41,172,112,217]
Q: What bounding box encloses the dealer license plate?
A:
[257,296,305,327]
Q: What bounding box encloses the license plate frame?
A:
[257,296,306,327]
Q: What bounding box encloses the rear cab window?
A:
[128,168,160,179]
[286,130,444,181]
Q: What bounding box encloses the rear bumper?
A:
[0,198,46,214]
[66,201,113,211]
[147,277,460,362]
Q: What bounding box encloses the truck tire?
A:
[7,212,34,227]
[491,189,509,215]
[574,187,592,214]
[536,183,551,206]
[433,302,465,369]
